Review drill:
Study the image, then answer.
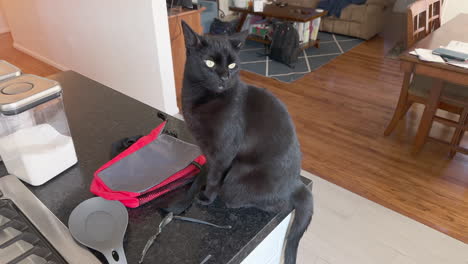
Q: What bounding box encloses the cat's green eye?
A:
[228,63,236,69]
[205,60,215,68]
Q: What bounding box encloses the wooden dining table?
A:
[398,14,468,153]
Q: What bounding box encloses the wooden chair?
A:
[449,109,468,157]
[407,78,468,157]
[406,0,443,47]
[407,0,429,48]
[384,0,468,157]
[385,0,450,136]
[431,93,468,158]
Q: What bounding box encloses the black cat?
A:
[180,21,313,264]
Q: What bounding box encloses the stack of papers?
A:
[445,41,468,53]
[443,41,468,69]
[409,41,468,69]
[410,49,445,63]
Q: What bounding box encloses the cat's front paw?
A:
[196,190,217,205]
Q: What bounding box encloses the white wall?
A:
[1,0,179,115]
[442,0,468,24]
[0,4,9,33]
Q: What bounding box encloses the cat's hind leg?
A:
[219,164,292,212]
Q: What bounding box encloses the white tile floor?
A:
[298,170,468,264]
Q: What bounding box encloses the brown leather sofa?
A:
[286,0,396,40]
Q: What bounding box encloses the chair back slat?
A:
[427,0,443,33]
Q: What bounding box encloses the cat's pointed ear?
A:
[182,20,202,49]
[229,31,249,51]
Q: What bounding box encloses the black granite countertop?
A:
[0,71,309,264]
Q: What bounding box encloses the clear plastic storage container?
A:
[0,60,21,163]
[0,74,77,186]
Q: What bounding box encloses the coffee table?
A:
[230,4,328,50]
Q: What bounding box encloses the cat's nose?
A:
[220,75,229,81]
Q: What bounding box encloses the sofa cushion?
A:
[284,0,320,8]
[320,0,388,39]
[320,18,364,38]
[284,0,392,9]
[339,3,385,23]
[339,4,367,22]
[366,0,393,6]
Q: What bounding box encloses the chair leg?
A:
[412,79,444,154]
[449,108,468,158]
[384,72,413,136]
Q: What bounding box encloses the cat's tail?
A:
[284,182,314,264]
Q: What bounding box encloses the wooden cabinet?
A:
[168,8,205,107]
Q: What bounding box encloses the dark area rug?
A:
[239,32,364,83]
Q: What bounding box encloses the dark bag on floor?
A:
[269,22,300,67]
[209,18,237,35]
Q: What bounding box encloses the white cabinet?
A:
[241,213,292,264]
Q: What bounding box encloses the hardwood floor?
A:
[0,33,60,76]
[241,37,468,243]
[1,31,466,242]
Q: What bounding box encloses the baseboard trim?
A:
[0,27,9,34]
[12,42,69,71]
[173,113,184,120]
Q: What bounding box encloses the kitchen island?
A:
[0,71,311,264]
